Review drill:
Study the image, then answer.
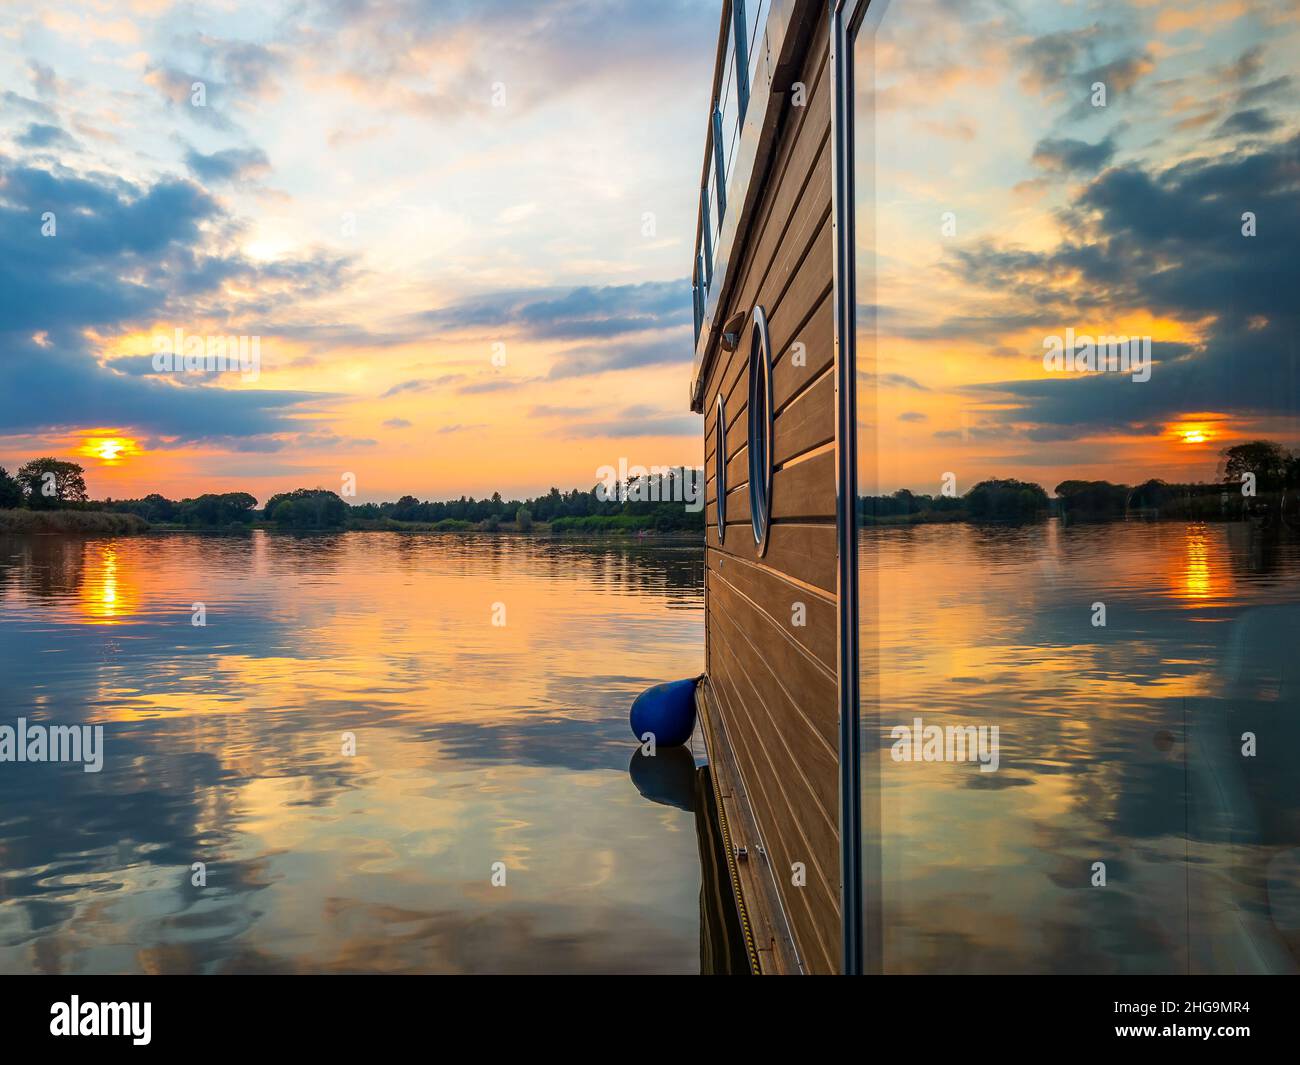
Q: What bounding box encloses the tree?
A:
[965,478,1048,521]
[515,507,533,532]
[1128,479,1173,511]
[1222,441,1290,491]
[0,467,22,509]
[1054,480,1129,518]
[16,458,88,509]
[264,488,349,529]
[179,492,257,526]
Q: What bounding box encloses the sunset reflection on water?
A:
[863,520,1300,973]
[0,531,704,974]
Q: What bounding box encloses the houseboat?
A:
[689,0,1299,976]
[690,0,856,975]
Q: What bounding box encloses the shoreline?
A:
[0,509,705,538]
[3,507,1295,537]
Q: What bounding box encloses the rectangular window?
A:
[840,0,1300,974]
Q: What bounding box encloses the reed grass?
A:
[0,509,150,534]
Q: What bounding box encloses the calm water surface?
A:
[865,520,1300,974]
[0,532,705,974]
[3,523,1297,973]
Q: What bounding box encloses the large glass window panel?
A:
[848,0,1300,974]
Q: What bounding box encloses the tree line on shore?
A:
[3,442,1296,532]
[0,459,706,532]
[859,441,1300,524]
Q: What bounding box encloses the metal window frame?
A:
[700,187,715,289]
[747,305,775,557]
[832,0,891,977]
[689,0,812,361]
[712,108,729,222]
[732,0,751,121]
[716,392,728,545]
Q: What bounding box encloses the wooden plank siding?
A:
[696,4,838,974]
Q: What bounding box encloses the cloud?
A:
[862,372,930,391]
[285,0,715,122]
[1016,23,1118,93]
[419,280,689,341]
[379,371,467,395]
[0,158,341,440]
[529,404,597,418]
[16,123,77,150]
[955,131,1300,433]
[382,418,413,429]
[1239,75,1292,107]
[1215,108,1280,137]
[546,331,691,380]
[145,35,283,130]
[563,415,700,438]
[1032,134,1116,174]
[457,377,533,394]
[1080,52,1154,97]
[28,60,59,100]
[184,145,270,184]
[2,91,57,123]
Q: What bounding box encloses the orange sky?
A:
[1,0,1296,503]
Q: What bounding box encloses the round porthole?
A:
[748,305,774,555]
[714,392,727,545]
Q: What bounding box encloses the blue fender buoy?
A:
[630,677,699,748]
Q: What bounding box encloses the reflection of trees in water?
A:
[1,531,705,606]
[548,538,703,602]
[262,530,350,576]
[0,534,88,599]
[1223,521,1300,582]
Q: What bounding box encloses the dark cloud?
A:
[1215,108,1280,138]
[1017,24,1112,91]
[0,158,340,440]
[0,338,327,441]
[419,280,689,341]
[547,332,690,380]
[16,123,76,150]
[956,131,1300,433]
[1239,75,1293,107]
[1080,52,1153,97]
[1032,135,1115,174]
[184,145,270,183]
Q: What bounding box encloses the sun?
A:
[79,435,139,465]
[1171,420,1216,446]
